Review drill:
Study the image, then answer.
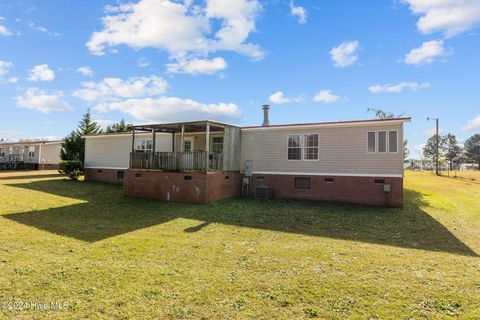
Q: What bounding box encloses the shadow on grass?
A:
[3,179,478,257]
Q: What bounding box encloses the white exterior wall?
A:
[84,133,173,169]
[240,122,405,177]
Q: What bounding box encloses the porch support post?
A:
[151,128,156,169]
[180,125,185,152]
[130,128,135,168]
[205,121,210,172]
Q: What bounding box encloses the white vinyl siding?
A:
[85,133,172,169]
[241,123,404,176]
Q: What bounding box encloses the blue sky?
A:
[0,0,479,158]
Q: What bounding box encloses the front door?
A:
[182,137,194,170]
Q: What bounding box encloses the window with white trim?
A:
[389,131,398,152]
[0,148,5,158]
[303,134,319,160]
[28,146,35,158]
[212,137,223,153]
[135,139,153,152]
[378,131,387,153]
[367,132,376,153]
[288,135,302,160]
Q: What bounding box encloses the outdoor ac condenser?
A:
[254,185,272,200]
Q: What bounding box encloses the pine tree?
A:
[105,119,131,133]
[61,109,100,162]
[423,134,446,168]
[464,134,480,170]
[443,133,462,170]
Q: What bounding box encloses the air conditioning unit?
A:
[254,185,272,200]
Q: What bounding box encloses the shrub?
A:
[59,160,84,181]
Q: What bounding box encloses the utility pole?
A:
[427,117,440,175]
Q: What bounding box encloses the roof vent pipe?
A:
[262,104,270,126]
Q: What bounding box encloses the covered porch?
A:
[129,120,241,172]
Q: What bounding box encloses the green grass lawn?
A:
[0,170,479,319]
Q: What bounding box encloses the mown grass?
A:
[0,170,479,319]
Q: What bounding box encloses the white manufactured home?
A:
[0,140,62,170]
[84,107,410,207]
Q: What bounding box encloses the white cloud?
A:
[166,57,227,75]
[462,115,480,131]
[26,21,61,36]
[28,64,55,82]
[95,96,241,122]
[8,77,19,84]
[369,82,431,93]
[87,0,263,74]
[15,88,74,113]
[268,91,302,105]
[313,90,342,103]
[93,119,116,130]
[329,40,359,67]
[404,40,448,66]
[290,1,307,24]
[0,60,13,80]
[77,66,94,77]
[137,57,150,68]
[402,0,480,37]
[73,75,168,102]
[0,17,12,36]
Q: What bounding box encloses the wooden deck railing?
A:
[130,151,223,171]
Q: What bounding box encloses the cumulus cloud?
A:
[95,96,241,123]
[166,57,227,75]
[462,115,480,132]
[0,17,12,36]
[28,64,55,82]
[329,40,359,67]
[290,1,307,24]
[313,90,342,103]
[268,91,302,105]
[86,0,263,74]
[73,76,168,102]
[0,60,13,80]
[402,0,480,37]
[404,40,449,66]
[15,88,74,113]
[369,82,431,93]
[77,66,94,76]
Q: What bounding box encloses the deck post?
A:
[205,121,210,172]
[151,128,156,169]
[180,125,185,171]
[131,129,135,168]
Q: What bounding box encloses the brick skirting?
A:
[84,168,125,185]
[123,170,242,204]
[249,174,403,208]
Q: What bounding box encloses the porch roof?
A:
[131,120,238,134]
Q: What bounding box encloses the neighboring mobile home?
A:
[0,140,62,170]
[84,106,410,207]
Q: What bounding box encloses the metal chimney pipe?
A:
[262,104,270,126]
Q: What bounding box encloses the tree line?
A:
[421,133,480,170]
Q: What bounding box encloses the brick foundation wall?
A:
[249,174,403,208]
[84,168,125,185]
[123,170,242,204]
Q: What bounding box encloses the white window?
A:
[0,148,5,158]
[288,135,302,160]
[367,130,398,153]
[212,137,223,154]
[378,131,387,153]
[135,139,153,152]
[303,134,319,160]
[389,131,398,153]
[367,132,376,153]
[28,146,35,158]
